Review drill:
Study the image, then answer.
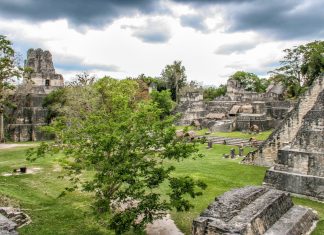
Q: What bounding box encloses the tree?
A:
[0,35,23,142]
[270,40,324,98]
[230,71,267,92]
[203,85,227,101]
[150,89,175,118]
[161,61,187,102]
[28,77,206,234]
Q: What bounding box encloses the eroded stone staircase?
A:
[246,77,324,166]
[192,186,318,235]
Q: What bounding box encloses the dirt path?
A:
[0,144,36,150]
[146,214,184,235]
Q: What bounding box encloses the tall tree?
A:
[161,61,187,102]
[270,40,324,98]
[230,71,268,92]
[28,77,206,234]
[0,35,22,142]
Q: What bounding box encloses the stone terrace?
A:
[192,186,318,235]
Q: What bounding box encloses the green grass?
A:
[0,147,113,235]
[175,125,272,141]
[0,144,323,235]
[209,130,273,141]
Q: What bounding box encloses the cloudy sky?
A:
[1,0,323,85]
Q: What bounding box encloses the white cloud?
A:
[0,5,312,86]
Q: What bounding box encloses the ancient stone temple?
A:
[6,48,64,142]
[192,186,318,235]
[264,88,324,200]
[175,79,293,132]
[244,77,324,167]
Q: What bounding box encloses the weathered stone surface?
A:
[0,207,31,228]
[246,77,323,166]
[263,86,324,200]
[264,169,324,200]
[192,186,318,235]
[5,48,64,142]
[0,214,18,235]
[25,48,64,89]
[264,206,318,235]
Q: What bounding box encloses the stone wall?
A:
[245,77,324,166]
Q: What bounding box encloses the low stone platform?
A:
[192,186,318,235]
[264,168,324,201]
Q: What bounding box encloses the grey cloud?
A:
[215,41,257,54]
[175,0,324,39]
[53,53,121,72]
[1,0,323,40]
[225,0,324,39]
[128,20,172,43]
[180,14,209,32]
[0,0,160,29]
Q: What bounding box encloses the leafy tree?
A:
[270,40,323,98]
[150,89,175,118]
[0,35,23,142]
[28,77,206,234]
[300,41,324,86]
[161,61,187,102]
[42,88,67,123]
[203,85,227,101]
[230,71,267,92]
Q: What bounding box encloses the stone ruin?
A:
[244,77,324,167]
[5,48,64,142]
[263,86,324,200]
[241,77,324,200]
[175,79,293,133]
[192,186,318,235]
[0,207,31,235]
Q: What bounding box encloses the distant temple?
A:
[6,49,64,142]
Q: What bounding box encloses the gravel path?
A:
[146,214,184,235]
[0,144,36,150]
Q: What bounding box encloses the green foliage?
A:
[161,61,187,102]
[230,71,268,92]
[0,35,24,142]
[203,85,227,101]
[150,89,175,118]
[28,77,205,234]
[271,40,324,98]
[42,88,67,123]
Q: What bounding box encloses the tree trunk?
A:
[0,111,4,143]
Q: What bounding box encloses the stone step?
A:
[0,214,18,235]
[264,206,318,235]
[192,186,318,235]
[208,189,293,234]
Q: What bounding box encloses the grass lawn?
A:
[175,125,272,141]
[0,144,323,235]
[0,146,113,235]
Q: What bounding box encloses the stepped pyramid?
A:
[245,77,324,166]
[192,186,318,235]
[264,88,324,200]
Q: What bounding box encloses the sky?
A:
[0,0,323,86]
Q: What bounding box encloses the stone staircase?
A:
[245,77,324,166]
[192,186,318,235]
[263,88,324,200]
